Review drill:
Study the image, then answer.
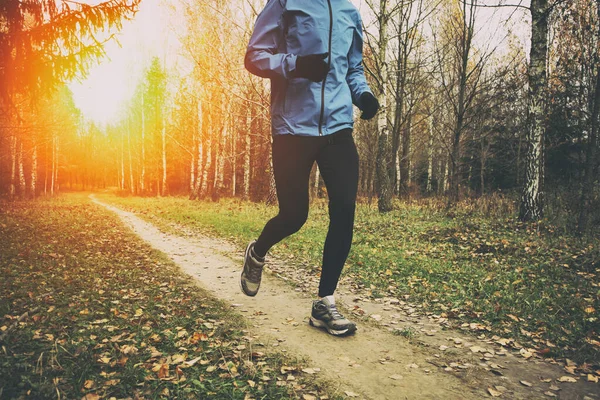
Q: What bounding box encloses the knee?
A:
[329,198,356,220]
[281,209,308,234]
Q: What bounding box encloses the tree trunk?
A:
[161,112,168,196]
[190,98,203,200]
[190,106,197,194]
[243,110,251,200]
[376,0,393,212]
[140,91,146,194]
[51,134,57,195]
[30,135,37,198]
[9,134,17,200]
[312,165,320,200]
[17,139,25,198]
[450,0,476,203]
[578,0,600,233]
[231,117,236,197]
[427,114,434,193]
[120,131,125,190]
[400,114,412,198]
[480,138,486,195]
[520,0,549,222]
[127,119,135,194]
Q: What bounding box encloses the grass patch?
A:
[0,194,332,399]
[96,192,600,364]
[392,327,418,340]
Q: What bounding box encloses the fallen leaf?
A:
[157,364,169,379]
[302,368,320,374]
[488,387,502,397]
[370,314,382,321]
[519,348,534,359]
[171,353,187,364]
[544,392,557,398]
[557,376,577,383]
[588,374,599,383]
[564,365,577,375]
[389,374,403,380]
[119,344,137,355]
[184,356,202,367]
[189,332,208,344]
[83,380,94,389]
[344,391,359,397]
[470,346,487,353]
[302,395,316,400]
[507,314,520,322]
[520,381,532,387]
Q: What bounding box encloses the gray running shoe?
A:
[309,297,357,336]
[240,241,265,297]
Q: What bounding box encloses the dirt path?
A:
[91,196,599,400]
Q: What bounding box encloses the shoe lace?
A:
[248,262,263,281]
[329,305,345,320]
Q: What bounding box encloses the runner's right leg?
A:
[253,134,319,258]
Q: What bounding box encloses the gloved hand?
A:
[359,92,379,120]
[295,53,329,82]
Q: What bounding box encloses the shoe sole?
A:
[240,241,258,297]
[309,317,357,336]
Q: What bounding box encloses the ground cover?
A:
[0,194,329,399]
[97,193,600,366]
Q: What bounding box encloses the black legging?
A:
[254,129,359,297]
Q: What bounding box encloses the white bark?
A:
[18,140,25,196]
[9,135,16,199]
[161,112,168,196]
[244,111,251,200]
[427,114,434,193]
[141,91,146,193]
[520,0,549,221]
[375,0,393,212]
[30,138,37,198]
[121,132,125,190]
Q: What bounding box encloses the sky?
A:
[69,0,173,126]
[69,0,531,126]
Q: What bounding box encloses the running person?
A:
[241,0,379,336]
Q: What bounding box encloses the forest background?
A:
[1,0,599,235]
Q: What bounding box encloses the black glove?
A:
[359,92,379,120]
[295,53,329,82]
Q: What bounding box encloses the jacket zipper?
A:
[318,0,333,136]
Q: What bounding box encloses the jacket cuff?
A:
[284,54,298,79]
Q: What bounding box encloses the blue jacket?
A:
[245,0,372,136]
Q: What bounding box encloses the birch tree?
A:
[520,0,551,221]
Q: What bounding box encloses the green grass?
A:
[96,192,600,365]
[0,194,332,399]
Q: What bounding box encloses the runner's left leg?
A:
[315,129,359,297]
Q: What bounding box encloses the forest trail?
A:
[90,195,598,400]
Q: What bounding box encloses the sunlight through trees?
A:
[1,0,599,233]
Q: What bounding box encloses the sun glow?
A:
[69,0,174,126]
